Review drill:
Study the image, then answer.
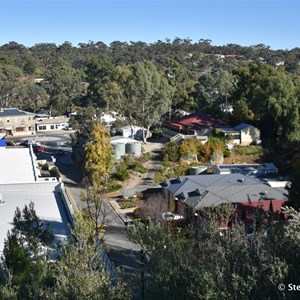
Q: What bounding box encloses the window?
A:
[39,126,46,130]
[51,125,54,129]
[56,125,59,129]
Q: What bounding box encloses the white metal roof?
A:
[0,182,70,252]
[0,147,39,183]
[119,125,144,131]
[110,136,141,144]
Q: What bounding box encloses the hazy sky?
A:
[0,0,299,50]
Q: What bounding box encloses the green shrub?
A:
[223,149,232,158]
[119,197,139,209]
[124,157,147,174]
[163,142,180,162]
[106,180,123,193]
[133,207,151,219]
[235,145,263,156]
[151,127,163,138]
[115,163,130,181]
[154,171,167,183]
[41,163,49,171]
[144,152,152,161]
[50,167,60,178]
[154,163,190,183]
[131,162,147,174]
[173,163,190,177]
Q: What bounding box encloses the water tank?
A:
[125,142,142,155]
[113,143,126,160]
[190,166,207,175]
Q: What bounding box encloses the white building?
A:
[234,123,261,145]
[116,125,145,139]
[35,116,69,132]
[0,147,73,252]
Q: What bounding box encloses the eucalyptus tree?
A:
[0,63,24,107]
[106,61,172,142]
[85,54,115,107]
[16,81,48,112]
[195,68,236,116]
[232,63,300,142]
[29,42,58,69]
[164,58,196,117]
[41,59,84,115]
[129,60,172,142]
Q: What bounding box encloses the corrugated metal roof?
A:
[166,112,227,129]
[216,163,278,176]
[110,136,140,144]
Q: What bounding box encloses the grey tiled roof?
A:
[162,174,288,209]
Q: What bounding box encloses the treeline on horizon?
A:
[1,38,300,72]
[1,38,300,145]
[1,39,300,299]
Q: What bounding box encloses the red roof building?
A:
[163,113,227,138]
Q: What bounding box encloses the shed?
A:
[116,125,145,139]
[234,123,260,145]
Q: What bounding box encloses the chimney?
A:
[0,107,3,112]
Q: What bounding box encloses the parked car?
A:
[33,145,45,153]
[6,140,17,146]
[161,212,184,221]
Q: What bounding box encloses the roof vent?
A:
[237,178,245,183]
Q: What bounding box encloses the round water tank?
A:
[125,142,142,155]
[113,143,126,160]
[190,166,207,175]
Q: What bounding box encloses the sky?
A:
[0,0,299,50]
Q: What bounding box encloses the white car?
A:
[161,212,184,221]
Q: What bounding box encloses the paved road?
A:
[32,136,143,272]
